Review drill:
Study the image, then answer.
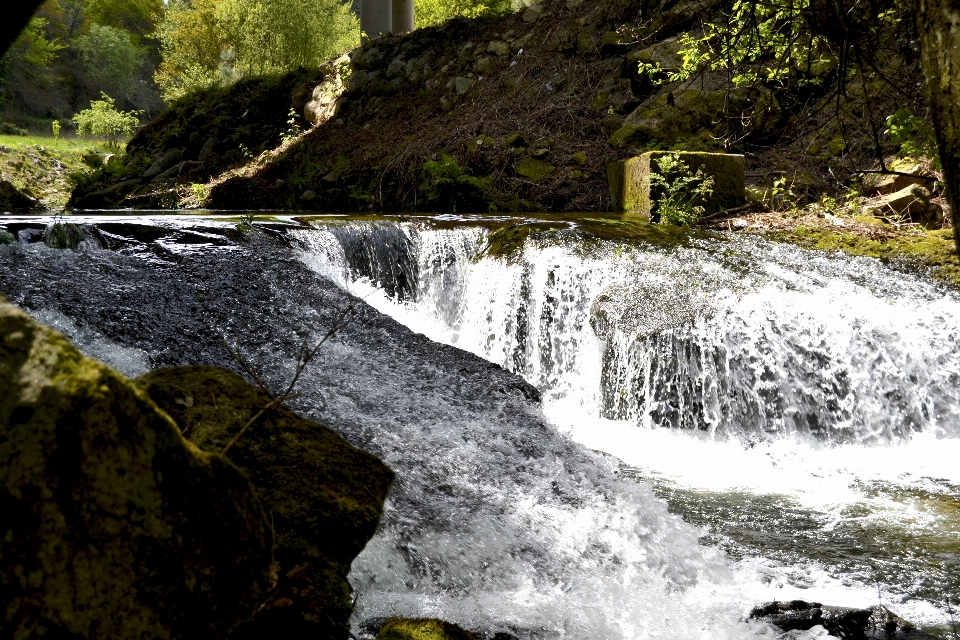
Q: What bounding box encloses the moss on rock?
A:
[135,366,394,640]
[375,618,482,640]
[0,297,273,639]
[765,226,960,289]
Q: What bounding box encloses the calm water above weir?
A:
[3,212,960,638]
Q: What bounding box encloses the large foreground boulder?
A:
[135,366,395,640]
[0,297,274,638]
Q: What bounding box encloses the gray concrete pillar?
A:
[361,0,392,39]
[392,0,414,33]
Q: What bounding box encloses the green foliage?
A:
[884,108,940,169]
[415,0,512,28]
[0,230,16,245]
[8,17,63,71]
[73,93,142,147]
[649,153,715,226]
[78,0,164,36]
[155,0,359,102]
[281,108,303,143]
[422,153,493,213]
[236,212,256,234]
[667,0,908,90]
[52,120,61,140]
[75,23,145,99]
[191,183,209,205]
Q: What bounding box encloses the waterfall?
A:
[294,218,960,631]
[295,219,960,444]
[3,214,957,637]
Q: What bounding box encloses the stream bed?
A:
[2,212,959,639]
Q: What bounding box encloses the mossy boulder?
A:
[374,618,482,640]
[516,157,556,181]
[135,366,394,640]
[608,150,745,218]
[0,297,274,639]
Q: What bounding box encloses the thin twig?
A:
[220,303,355,456]
[221,336,276,397]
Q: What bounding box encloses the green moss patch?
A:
[375,618,482,640]
[766,227,960,288]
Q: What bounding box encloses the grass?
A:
[0,134,117,208]
[0,133,116,152]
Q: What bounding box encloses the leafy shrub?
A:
[73,93,142,148]
[0,123,29,136]
[0,230,16,245]
[650,153,715,226]
[884,108,940,169]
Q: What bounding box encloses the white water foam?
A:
[295,221,960,633]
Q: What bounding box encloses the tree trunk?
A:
[0,0,45,60]
[915,0,960,253]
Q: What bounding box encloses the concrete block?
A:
[608,151,745,219]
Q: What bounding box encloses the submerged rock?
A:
[0,297,274,639]
[135,366,394,640]
[589,281,711,341]
[750,600,935,639]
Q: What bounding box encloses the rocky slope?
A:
[68,0,932,216]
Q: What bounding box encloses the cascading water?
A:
[4,214,959,638]
[294,217,960,631]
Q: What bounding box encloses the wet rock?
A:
[374,618,482,640]
[44,221,85,249]
[607,150,745,218]
[750,600,936,639]
[143,147,185,179]
[17,228,46,243]
[0,179,39,212]
[516,157,556,180]
[0,297,273,639]
[135,366,394,640]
